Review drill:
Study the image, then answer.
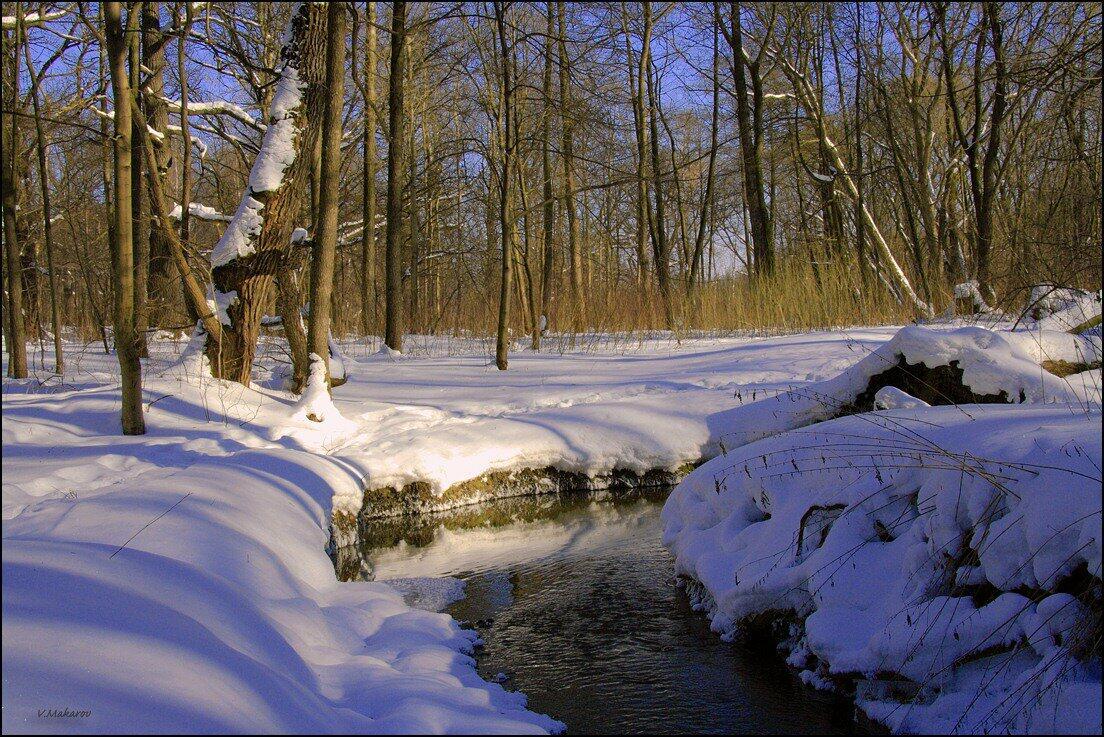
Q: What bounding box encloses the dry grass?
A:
[340,255,920,343]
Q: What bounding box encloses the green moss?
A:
[357,462,700,521]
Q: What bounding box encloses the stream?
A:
[360,488,870,734]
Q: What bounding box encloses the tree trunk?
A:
[643,2,675,329]
[361,1,378,335]
[494,0,514,371]
[130,35,150,357]
[557,1,584,330]
[975,4,1006,304]
[853,1,869,287]
[131,99,224,344]
[688,6,721,294]
[204,3,329,383]
[384,0,407,352]
[143,1,185,331]
[726,1,773,275]
[621,4,650,305]
[176,2,196,324]
[275,254,309,391]
[105,1,145,435]
[536,0,556,350]
[2,8,28,377]
[306,1,346,387]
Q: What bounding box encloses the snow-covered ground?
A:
[3,323,1100,733]
[3,328,895,733]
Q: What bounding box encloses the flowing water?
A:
[360,488,870,735]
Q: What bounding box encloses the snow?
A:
[954,279,992,313]
[5,324,1100,733]
[159,96,265,133]
[169,201,233,222]
[1002,328,1101,366]
[2,447,557,733]
[873,385,929,409]
[211,195,265,268]
[325,328,902,514]
[702,325,1100,451]
[1023,286,1102,332]
[248,64,305,193]
[289,353,357,438]
[662,325,1102,734]
[2,340,561,734]
[2,329,897,732]
[209,288,238,325]
[1,8,69,28]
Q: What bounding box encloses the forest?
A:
[2,3,1101,735]
[4,3,1099,387]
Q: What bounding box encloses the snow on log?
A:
[707,325,1100,451]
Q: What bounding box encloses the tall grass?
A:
[334,255,920,344]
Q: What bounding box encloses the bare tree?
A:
[306,0,346,386]
[358,1,379,335]
[723,1,774,275]
[557,1,584,329]
[2,5,28,378]
[384,0,408,352]
[494,0,516,370]
[104,1,145,434]
[535,0,556,350]
[936,2,1009,304]
[23,24,65,373]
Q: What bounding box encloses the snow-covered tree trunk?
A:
[204,3,328,385]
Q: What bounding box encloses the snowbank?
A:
[2,336,562,733]
[2,447,560,733]
[663,326,1103,734]
[1001,329,1101,367]
[327,329,903,516]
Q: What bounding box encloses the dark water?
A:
[361,489,867,735]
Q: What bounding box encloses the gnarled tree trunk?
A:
[204,3,328,384]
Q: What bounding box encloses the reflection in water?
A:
[361,489,869,735]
